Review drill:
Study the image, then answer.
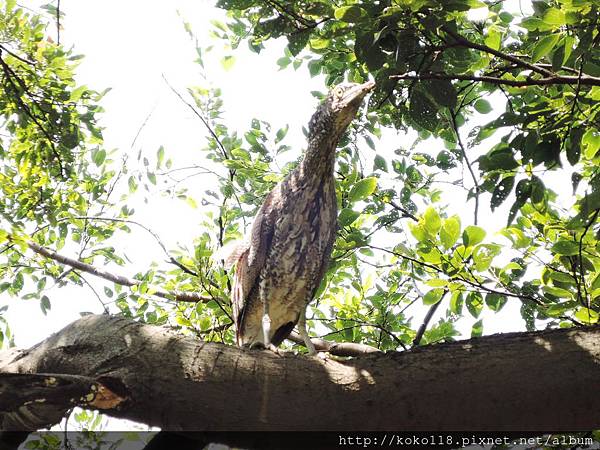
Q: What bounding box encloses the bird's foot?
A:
[265,343,283,356]
[306,349,329,362]
[248,342,283,356]
[315,351,329,361]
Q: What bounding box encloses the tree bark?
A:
[1,314,599,433]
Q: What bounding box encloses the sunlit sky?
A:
[4,0,549,355]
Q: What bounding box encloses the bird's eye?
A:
[334,87,345,98]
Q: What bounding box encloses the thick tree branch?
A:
[1,315,599,434]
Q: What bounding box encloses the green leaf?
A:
[531,34,560,63]
[275,125,289,143]
[485,293,507,312]
[543,8,566,27]
[409,89,439,132]
[348,177,377,202]
[450,291,463,314]
[427,80,457,109]
[423,206,441,235]
[69,85,87,102]
[466,292,483,318]
[373,154,387,172]
[338,208,360,227]
[574,307,599,324]
[276,57,291,69]
[157,146,165,168]
[423,288,444,305]
[478,150,520,171]
[551,239,579,256]
[472,244,501,271]
[40,295,51,315]
[484,29,501,50]
[221,55,236,71]
[474,99,492,114]
[462,225,486,247]
[92,149,106,166]
[440,215,461,249]
[128,176,138,193]
[491,176,515,211]
[471,319,483,338]
[334,6,367,23]
[288,32,310,56]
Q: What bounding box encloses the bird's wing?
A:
[231,189,278,338]
[215,239,250,269]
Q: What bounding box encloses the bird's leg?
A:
[298,308,318,356]
[260,281,280,354]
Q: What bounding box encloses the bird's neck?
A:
[299,133,339,179]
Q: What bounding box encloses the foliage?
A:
[209,0,600,338]
[1,1,600,433]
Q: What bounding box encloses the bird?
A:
[228,81,375,355]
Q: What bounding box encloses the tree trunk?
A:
[1,314,599,433]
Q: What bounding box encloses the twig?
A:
[412,290,446,346]
[578,209,599,310]
[0,44,35,65]
[450,108,479,225]
[22,238,212,303]
[368,244,543,306]
[130,106,155,149]
[75,272,110,314]
[441,27,555,78]
[56,0,61,44]
[263,0,315,28]
[385,198,418,222]
[390,72,600,87]
[161,75,230,164]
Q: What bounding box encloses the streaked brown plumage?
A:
[229,81,375,354]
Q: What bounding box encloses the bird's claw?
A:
[312,351,329,362]
[266,343,283,356]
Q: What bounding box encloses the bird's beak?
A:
[341,81,376,107]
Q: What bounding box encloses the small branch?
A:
[22,238,212,303]
[130,106,155,149]
[75,272,110,314]
[413,292,446,346]
[56,0,61,44]
[384,198,418,222]
[390,72,600,87]
[287,331,381,357]
[368,244,543,306]
[578,209,599,309]
[263,0,315,28]
[0,44,35,65]
[441,28,555,78]
[161,75,230,165]
[33,215,201,277]
[450,108,479,225]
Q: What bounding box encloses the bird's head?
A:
[308,81,375,145]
